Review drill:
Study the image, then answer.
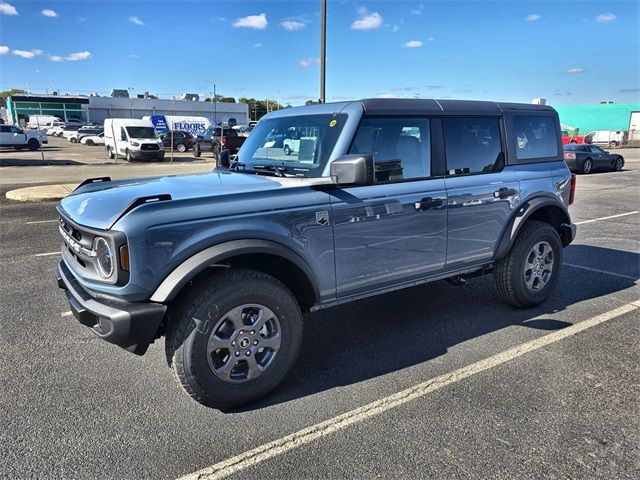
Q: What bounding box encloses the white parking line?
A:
[177,302,639,480]
[575,211,638,225]
[61,311,72,317]
[564,263,639,282]
[25,219,58,225]
[34,251,60,257]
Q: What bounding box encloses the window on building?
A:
[443,117,503,175]
[514,115,558,160]
[349,117,431,181]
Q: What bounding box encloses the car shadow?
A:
[233,245,638,412]
[0,158,84,166]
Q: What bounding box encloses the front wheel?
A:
[86,139,94,146]
[125,149,132,162]
[166,269,303,410]
[284,145,291,155]
[613,156,624,171]
[494,221,563,308]
[581,158,593,174]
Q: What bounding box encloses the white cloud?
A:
[526,14,541,22]
[280,20,305,31]
[410,3,425,15]
[428,36,434,42]
[566,67,585,75]
[596,13,616,22]
[351,8,383,30]
[41,9,57,17]
[233,13,268,29]
[0,45,9,55]
[253,43,263,48]
[48,55,63,62]
[0,1,18,15]
[299,58,320,68]
[403,40,423,48]
[65,51,91,61]
[128,15,145,26]
[128,53,140,58]
[12,49,42,59]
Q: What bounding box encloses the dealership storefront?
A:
[6,95,89,126]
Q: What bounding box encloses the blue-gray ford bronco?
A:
[56,99,577,409]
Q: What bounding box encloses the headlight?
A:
[94,237,114,278]
[131,141,140,147]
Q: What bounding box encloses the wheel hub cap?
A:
[205,304,282,383]
[524,241,554,291]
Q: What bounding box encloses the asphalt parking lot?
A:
[0,148,638,479]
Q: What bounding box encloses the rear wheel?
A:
[581,158,593,174]
[27,138,39,151]
[176,143,187,153]
[86,139,94,146]
[70,137,77,143]
[284,145,291,155]
[192,144,201,157]
[166,269,303,410]
[107,147,115,159]
[495,221,563,308]
[613,156,624,171]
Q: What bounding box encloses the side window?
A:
[0,126,9,133]
[11,126,22,133]
[348,117,431,182]
[513,115,559,160]
[120,127,127,141]
[443,117,503,175]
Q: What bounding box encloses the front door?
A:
[331,116,447,298]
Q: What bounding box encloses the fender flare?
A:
[494,194,572,260]
[150,239,320,303]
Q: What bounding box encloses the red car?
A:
[561,125,586,145]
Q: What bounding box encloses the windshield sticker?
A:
[329,119,337,128]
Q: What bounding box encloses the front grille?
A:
[141,143,159,151]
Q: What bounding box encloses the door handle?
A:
[414,197,443,211]
[494,187,517,199]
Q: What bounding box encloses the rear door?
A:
[331,116,447,297]
[443,116,518,267]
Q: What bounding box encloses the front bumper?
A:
[56,261,166,355]
[131,150,164,160]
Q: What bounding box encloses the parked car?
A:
[27,115,62,129]
[104,118,165,161]
[563,143,624,173]
[69,126,103,143]
[61,124,83,140]
[0,124,47,150]
[585,130,627,147]
[160,130,194,152]
[48,121,68,137]
[56,99,577,410]
[80,132,105,146]
[560,125,586,145]
[192,127,246,164]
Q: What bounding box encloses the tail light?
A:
[564,152,576,160]
[220,137,228,147]
[569,173,576,205]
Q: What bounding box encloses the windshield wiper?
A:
[252,164,288,177]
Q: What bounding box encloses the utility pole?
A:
[320,0,327,103]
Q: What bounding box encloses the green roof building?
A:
[552,103,639,134]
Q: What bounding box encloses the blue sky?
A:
[1,0,638,106]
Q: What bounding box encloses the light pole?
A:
[320,0,327,103]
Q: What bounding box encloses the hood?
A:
[59,171,293,230]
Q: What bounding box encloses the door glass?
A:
[443,117,503,174]
[513,115,558,160]
[349,117,431,181]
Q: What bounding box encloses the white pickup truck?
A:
[0,124,48,150]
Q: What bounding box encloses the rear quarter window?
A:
[514,115,559,160]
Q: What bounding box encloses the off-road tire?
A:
[165,269,303,410]
[494,221,563,308]
[27,138,40,151]
[581,158,593,174]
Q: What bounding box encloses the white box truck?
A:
[27,115,62,129]
[585,130,627,147]
[142,115,216,137]
[104,118,165,161]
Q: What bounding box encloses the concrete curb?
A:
[5,183,78,202]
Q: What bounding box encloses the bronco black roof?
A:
[357,98,555,116]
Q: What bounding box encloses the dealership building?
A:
[5,94,249,126]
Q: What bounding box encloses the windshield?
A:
[237,114,347,177]
[126,126,157,139]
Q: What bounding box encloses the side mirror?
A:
[330,155,374,186]
[219,149,231,168]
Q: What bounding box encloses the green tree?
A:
[0,88,27,103]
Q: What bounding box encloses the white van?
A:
[142,115,216,137]
[104,118,165,161]
[585,130,627,147]
[27,115,62,129]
